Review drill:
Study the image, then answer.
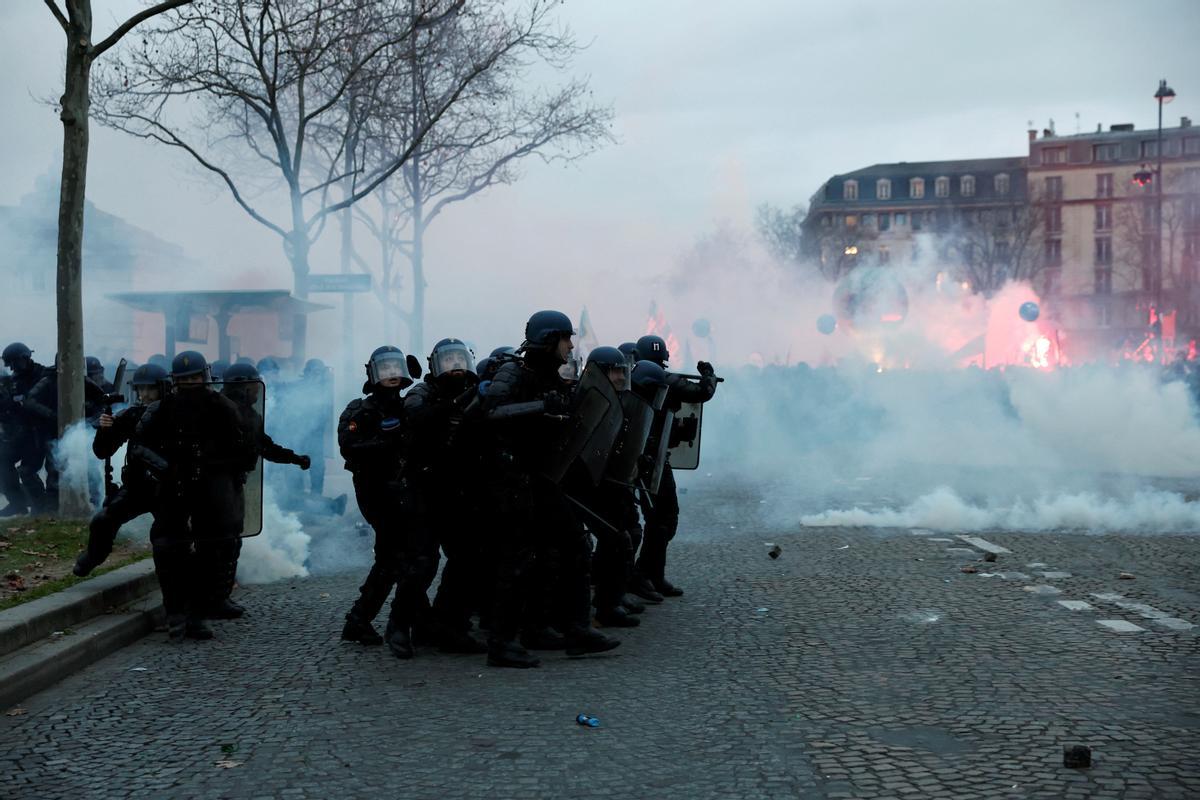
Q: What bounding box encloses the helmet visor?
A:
[369,353,413,387]
[431,343,475,377]
[605,362,632,392]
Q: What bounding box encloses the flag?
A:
[577,306,600,363]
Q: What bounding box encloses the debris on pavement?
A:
[1063,744,1092,768]
[961,565,978,573]
[767,545,782,559]
[1118,572,1135,580]
[983,552,998,562]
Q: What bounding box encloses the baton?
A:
[563,493,621,536]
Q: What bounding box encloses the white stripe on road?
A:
[1057,600,1094,611]
[1090,593,1196,631]
[1097,620,1146,633]
[1024,585,1062,595]
[956,535,1011,554]
[1039,571,1072,579]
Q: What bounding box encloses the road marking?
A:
[956,536,1011,554]
[998,572,1030,580]
[1024,585,1062,596]
[1090,594,1196,631]
[929,538,954,542]
[1026,562,1047,568]
[1040,571,1072,579]
[909,529,934,536]
[1097,620,1146,633]
[1057,600,1094,611]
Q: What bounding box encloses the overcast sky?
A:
[1,0,1197,362]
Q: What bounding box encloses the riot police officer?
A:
[1,343,53,514]
[482,311,620,668]
[135,351,255,641]
[202,362,310,619]
[338,346,427,658]
[632,334,719,598]
[74,364,171,577]
[404,338,488,654]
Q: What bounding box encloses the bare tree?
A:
[798,212,879,282]
[329,0,613,354]
[92,0,511,360]
[945,200,1042,296]
[1115,167,1200,318]
[754,203,807,267]
[42,0,192,516]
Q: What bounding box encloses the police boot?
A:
[438,628,488,654]
[620,594,646,614]
[185,617,215,641]
[341,615,383,646]
[629,576,664,604]
[167,613,188,642]
[595,605,640,628]
[487,638,541,669]
[520,626,567,651]
[385,623,414,659]
[564,624,620,656]
[655,578,684,598]
[206,598,246,619]
[0,504,28,518]
[72,549,106,578]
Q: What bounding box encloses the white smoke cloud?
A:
[237,489,311,584]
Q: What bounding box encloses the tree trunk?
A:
[55,6,94,518]
[410,158,425,357]
[339,141,355,397]
[288,228,310,364]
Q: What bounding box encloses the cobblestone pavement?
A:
[2,485,1199,799]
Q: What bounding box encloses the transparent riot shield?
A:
[646,409,675,495]
[606,392,655,486]
[668,401,703,470]
[215,378,265,537]
[543,362,624,485]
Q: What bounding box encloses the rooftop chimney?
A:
[1042,128,1054,138]
[1028,129,1037,142]
[1182,116,1192,129]
[1110,123,1134,132]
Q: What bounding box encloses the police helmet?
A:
[170,350,209,379]
[256,357,281,377]
[490,346,518,359]
[131,363,169,386]
[210,359,230,380]
[522,311,574,351]
[631,359,669,410]
[147,353,169,369]
[618,342,639,365]
[303,358,327,377]
[587,346,631,391]
[223,362,260,382]
[2,342,33,367]
[428,338,476,378]
[366,345,415,389]
[635,335,669,366]
[85,356,104,377]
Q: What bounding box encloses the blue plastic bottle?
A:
[575,714,600,728]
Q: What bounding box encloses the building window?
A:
[1142,141,1160,158]
[1042,146,1067,164]
[1185,137,1200,155]
[1045,205,1062,233]
[876,179,891,200]
[843,180,858,200]
[1095,268,1113,294]
[1095,204,1112,231]
[994,173,1010,195]
[912,212,923,231]
[1044,175,1063,201]
[895,212,907,226]
[1093,143,1121,162]
[996,240,1011,261]
[909,178,924,198]
[845,214,858,227]
[934,176,950,198]
[1096,173,1114,198]
[821,214,832,227]
[878,212,891,231]
[1045,238,1062,266]
[960,175,976,197]
[1095,236,1113,265]
[863,213,876,228]
[878,245,890,263]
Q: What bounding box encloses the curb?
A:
[0,560,158,658]
[0,560,162,709]
[0,592,164,711]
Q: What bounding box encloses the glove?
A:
[296,455,312,470]
[696,361,715,378]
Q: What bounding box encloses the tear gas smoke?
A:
[237,489,311,584]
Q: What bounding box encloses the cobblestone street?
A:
[3,486,1199,799]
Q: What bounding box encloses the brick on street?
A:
[2,482,1199,800]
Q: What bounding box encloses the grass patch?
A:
[0,517,151,612]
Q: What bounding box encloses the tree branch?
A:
[43,0,68,33]
[92,0,194,59]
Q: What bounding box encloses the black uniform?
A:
[135,387,254,636]
[1,362,53,513]
[404,376,487,650]
[636,370,718,594]
[339,385,432,647]
[77,404,155,574]
[483,353,613,656]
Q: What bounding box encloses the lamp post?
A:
[1153,78,1175,321]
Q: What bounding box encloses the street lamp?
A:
[1153,78,1175,327]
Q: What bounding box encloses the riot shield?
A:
[215,379,265,537]
[646,409,675,495]
[668,401,703,470]
[605,392,655,486]
[543,362,624,485]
